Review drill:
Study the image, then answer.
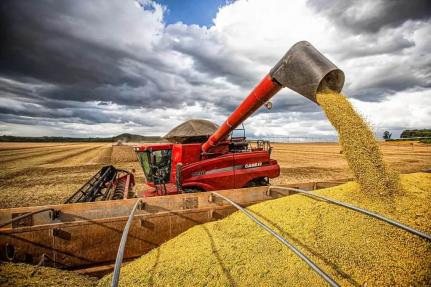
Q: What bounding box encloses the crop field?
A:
[271,141,431,185]
[0,143,145,209]
[0,141,429,209]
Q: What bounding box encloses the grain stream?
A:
[316,90,400,196]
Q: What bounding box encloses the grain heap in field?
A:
[316,90,400,196]
[0,262,97,287]
[99,173,431,287]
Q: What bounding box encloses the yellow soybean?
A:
[0,262,97,287]
[99,173,431,287]
[316,91,400,196]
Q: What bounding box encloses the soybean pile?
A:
[316,91,400,196]
[0,262,97,287]
[99,173,431,287]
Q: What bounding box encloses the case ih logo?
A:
[244,162,262,169]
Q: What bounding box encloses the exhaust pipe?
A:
[270,41,344,103]
[202,41,344,153]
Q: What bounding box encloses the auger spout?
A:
[201,41,344,153]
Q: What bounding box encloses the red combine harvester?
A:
[134,41,344,197]
[63,41,344,202]
[134,126,279,196]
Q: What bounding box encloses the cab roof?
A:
[133,143,173,152]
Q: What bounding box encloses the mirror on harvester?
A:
[264,101,272,110]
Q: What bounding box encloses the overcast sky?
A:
[0,0,430,139]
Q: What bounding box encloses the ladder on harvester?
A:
[65,166,134,203]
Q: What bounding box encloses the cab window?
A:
[136,149,171,183]
[137,151,151,181]
[151,149,172,183]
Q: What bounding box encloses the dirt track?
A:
[0,141,429,208]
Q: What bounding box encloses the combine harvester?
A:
[2,42,428,284]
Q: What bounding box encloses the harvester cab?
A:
[136,144,173,194]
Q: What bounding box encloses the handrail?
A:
[111,198,144,287]
[0,208,58,229]
[211,192,340,287]
[268,186,431,241]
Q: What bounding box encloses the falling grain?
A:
[316,90,400,196]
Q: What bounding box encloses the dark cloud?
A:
[165,25,259,88]
[0,0,429,137]
[0,0,248,129]
[308,0,431,33]
[0,0,188,109]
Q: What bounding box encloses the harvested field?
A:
[0,143,145,208]
[0,141,429,208]
[271,141,430,185]
[98,172,431,286]
[111,145,138,163]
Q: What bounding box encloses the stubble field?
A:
[0,141,429,208]
[0,143,144,209]
[270,141,431,185]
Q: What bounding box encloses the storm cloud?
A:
[308,0,431,33]
[0,0,430,138]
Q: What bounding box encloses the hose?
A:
[111,198,144,287]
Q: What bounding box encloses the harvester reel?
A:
[65,165,134,203]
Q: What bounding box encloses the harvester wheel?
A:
[244,177,269,187]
